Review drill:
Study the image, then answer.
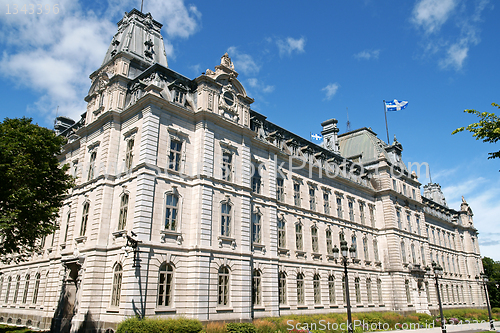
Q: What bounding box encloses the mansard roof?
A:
[101,9,168,69]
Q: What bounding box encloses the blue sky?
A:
[0,0,499,260]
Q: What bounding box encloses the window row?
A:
[427,227,457,250]
[278,272,383,306]
[0,273,42,306]
[395,209,422,235]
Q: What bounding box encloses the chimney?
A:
[321,118,340,153]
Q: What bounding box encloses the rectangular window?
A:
[412,188,416,199]
[313,275,321,304]
[218,267,230,306]
[165,194,179,231]
[407,214,412,232]
[252,270,261,305]
[252,213,261,244]
[276,178,284,202]
[403,184,407,196]
[393,179,397,191]
[80,203,90,236]
[222,151,232,181]
[118,194,129,231]
[416,217,421,235]
[328,276,335,304]
[336,197,343,218]
[87,151,96,181]
[125,138,134,170]
[369,205,375,227]
[309,187,316,211]
[397,210,402,229]
[326,230,333,254]
[279,272,287,305]
[373,239,379,262]
[355,278,361,303]
[323,191,330,215]
[377,279,383,304]
[297,274,305,305]
[278,217,286,248]
[295,224,303,251]
[359,203,365,225]
[169,139,182,171]
[293,182,301,206]
[421,246,426,266]
[348,200,354,222]
[363,237,369,261]
[311,227,319,253]
[221,203,231,237]
[367,279,373,304]
[251,164,261,194]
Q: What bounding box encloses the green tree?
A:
[452,103,500,160]
[0,117,73,262]
[482,257,500,308]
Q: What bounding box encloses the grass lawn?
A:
[0,324,44,333]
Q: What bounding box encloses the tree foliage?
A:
[452,103,500,160]
[482,257,500,308]
[0,117,73,262]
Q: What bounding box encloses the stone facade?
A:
[0,9,486,333]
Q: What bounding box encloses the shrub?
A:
[116,316,203,333]
[205,321,227,333]
[226,323,256,333]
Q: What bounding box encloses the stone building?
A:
[0,9,486,332]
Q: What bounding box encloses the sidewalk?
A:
[397,320,500,333]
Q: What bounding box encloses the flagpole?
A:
[383,100,390,144]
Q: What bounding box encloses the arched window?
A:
[221,202,231,237]
[279,272,287,305]
[252,269,261,305]
[5,276,11,303]
[328,275,335,304]
[218,266,230,306]
[342,275,347,305]
[80,202,90,236]
[157,263,174,307]
[118,194,129,231]
[425,281,431,303]
[405,280,411,304]
[32,273,40,304]
[165,194,179,231]
[296,273,304,305]
[313,274,321,304]
[377,278,383,304]
[366,278,373,304]
[354,277,361,303]
[22,274,30,304]
[110,264,123,307]
[13,275,20,303]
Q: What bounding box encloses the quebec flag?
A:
[385,100,409,111]
[311,133,322,141]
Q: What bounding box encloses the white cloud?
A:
[227,46,260,75]
[276,37,306,57]
[411,0,490,71]
[0,0,200,123]
[354,49,380,60]
[247,78,274,94]
[411,0,457,34]
[322,83,340,101]
[444,177,500,260]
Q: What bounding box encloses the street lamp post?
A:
[333,240,357,333]
[427,262,446,333]
[476,273,495,331]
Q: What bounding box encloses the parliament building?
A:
[0,9,486,333]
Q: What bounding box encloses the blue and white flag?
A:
[385,100,408,111]
[311,133,322,141]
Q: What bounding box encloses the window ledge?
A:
[279,306,290,310]
[161,230,183,244]
[375,261,382,267]
[295,250,307,259]
[112,230,127,239]
[155,308,176,314]
[218,236,236,249]
[75,236,87,244]
[252,306,266,311]
[216,307,233,312]
[106,309,119,313]
[312,252,322,260]
[252,244,266,253]
[278,248,290,256]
